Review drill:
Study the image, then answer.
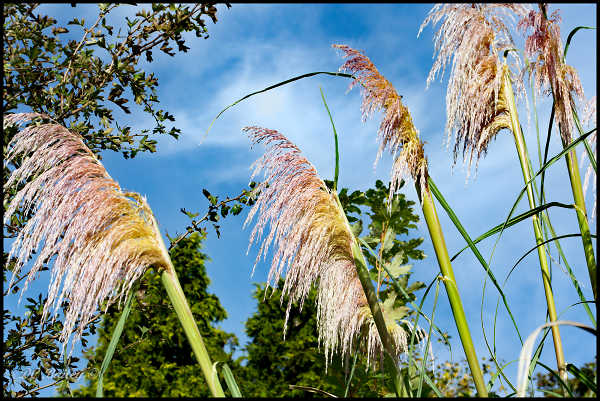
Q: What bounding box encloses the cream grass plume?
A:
[243,126,428,368]
[4,113,167,355]
[417,4,531,182]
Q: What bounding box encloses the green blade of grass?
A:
[219,362,243,397]
[536,362,574,398]
[573,107,596,173]
[449,128,594,263]
[451,202,579,260]
[407,275,439,379]
[202,71,355,145]
[507,228,597,328]
[417,277,441,398]
[509,233,596,278]
[563,26,596,61]
[96,278,142,397]
[428,176,523,345]
[344,330,362,397]
[566,363,597,395]
[289,385,338,397]
[319,86,340,193]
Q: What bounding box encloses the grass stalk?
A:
[332,189,406,397]
[151,214,226,397]
[561,136,597,301]
[416,184,488,397]
[503,69,568,386]
[351,242,406,397]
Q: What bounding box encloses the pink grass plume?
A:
[4,113,168,355]
[243,126,429,369]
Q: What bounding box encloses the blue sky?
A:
[4,3,596,396]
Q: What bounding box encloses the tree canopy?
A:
[66,233,238,397]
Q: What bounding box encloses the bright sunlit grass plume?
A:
[4,113,168,355]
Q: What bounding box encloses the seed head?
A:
[517,4,586,145]
[4,113,167,354]
[244,126,429,368]
[418,4,531,182]
[333,44,429,202]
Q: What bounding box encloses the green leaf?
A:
[203,71,355,145]
[96,279,142,397]
[566,363,597,395]
[231,204,243,216]
[350,219,363,238]
[220,363,243,397]
[384,257,411,279]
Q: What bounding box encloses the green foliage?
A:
[66,233,238,397]
[3,3,228,159]
[533,358,596,397]
[233,278,336,397]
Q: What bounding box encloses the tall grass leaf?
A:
[288,385,337,398]
[201,71,354,145]
[220,363,243,397]
[344,331,362,397]
[428,177,523,344]
[451,202,579,260]
[96,279,142,397]
[509,233,595,284]
[566,363,597,395]
[417,277,440,397]
[517,321,596,397]
[319,85,340,192]
[563,26,596,61]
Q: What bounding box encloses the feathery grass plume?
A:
[334,43,489,396]
[243,126,428,368]
[417,4,531,182]
[332,44,429,202]
[581,95,597,222]
[517,4,586,145]
[4,113,167,354]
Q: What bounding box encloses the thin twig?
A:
[168,191,252,250]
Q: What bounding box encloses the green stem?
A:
[333,192,405,397]
[561,136,597,301]
[151,214,225,397]
[503,69,568,386]
[417,183,488,397]
[351,242,407,397]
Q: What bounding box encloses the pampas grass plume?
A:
[4,113,168,354]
